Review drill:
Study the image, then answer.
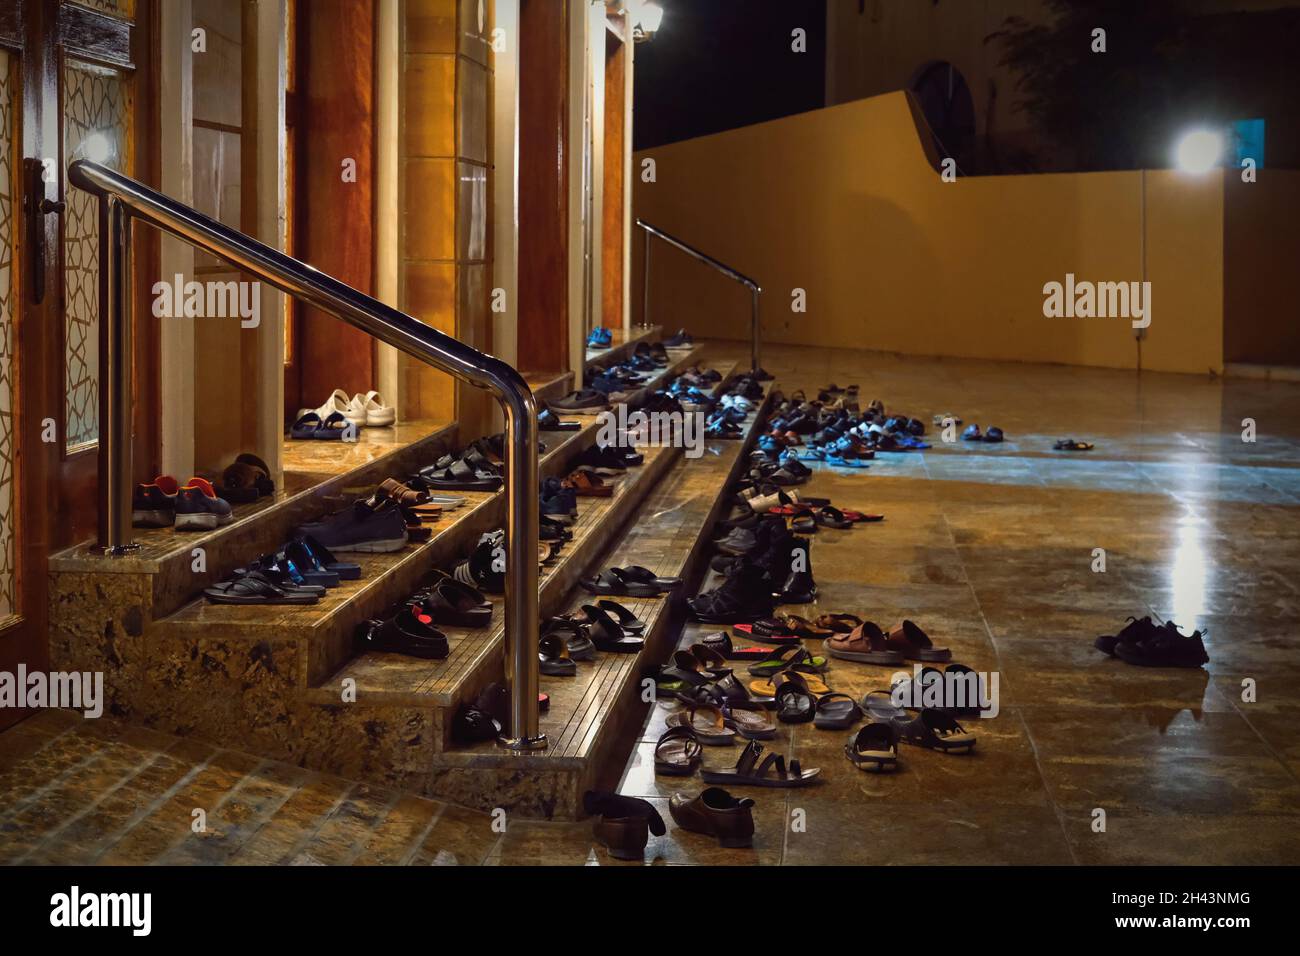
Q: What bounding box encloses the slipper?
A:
[701,631,775,661]
[778,615,835,639]
[580,569,662,598]
[890,708,976,754]
[296,534,362,580]
[667,703,736,746]
[313,411,351,440]
[597,599,645,633]
[814,613,863,634]
[845,723,899,772]
[290,412,325,440]
[772,677,815,724]
[204,572,319,605]
[1054,439,1094,451]
[747,645,828,677]
[884,620,952,662]
[861,689,908,721]
[654,726,703,776]
[539,632,577,676]
[355,390,396,427]
[813,692,862,730]
[354,607,448,659]
[750,667,830,698]
[825,621,904,665]
[700,740,820,789]
[418,457,503,491]
[217,453,275,503]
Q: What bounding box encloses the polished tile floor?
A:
[3,343,1298,864]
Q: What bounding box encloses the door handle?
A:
[24,159,62,305]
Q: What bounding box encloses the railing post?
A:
[750,286,761,373]
[640,231,651,328]
[93,195,139,556]
[497,382,546,751]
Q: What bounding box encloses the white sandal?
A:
[296,388,354,425]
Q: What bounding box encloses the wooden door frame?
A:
[0,0,157,731]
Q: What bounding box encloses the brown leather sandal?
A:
[826,621,904,665]
[885,619,952,662]
[562,468,614,497]
[814,613,863,634]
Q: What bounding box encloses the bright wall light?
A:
[1174,129,1223,174]
[631,0,664,41]
[81,131,116,164]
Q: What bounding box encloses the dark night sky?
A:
[632,0,828,150]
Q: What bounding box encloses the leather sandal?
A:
[826,621,904,665]
[885,619,952,662]
[701,740,820,788]
[654,726,703,776]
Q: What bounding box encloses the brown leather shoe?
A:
[669,787,755,848]
[583,791,666,860]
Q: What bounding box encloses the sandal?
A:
[667,703,736,746]
[845,723,899,772]
[701,631,775,661]
[825,621,904,665]
[203,572,319,605]
[861,689,907,721]
[418,457,503,491]
[654,726,703,776]
[597,599,645,633]
[814,613,863,634]
[814,506,854,530]
[746,645,828,677]
[890,708,977,754]
[700,740,820,788]
[780,615,835,639]
[732,620,801,644]
[774,677,816,723]
[750,667,830,699]
[563,468,615,497]
[580,569,659,597]
[814,692,862,730]
[1054,439,1094,451]
[539,632,577,676]
[885,620,952,662]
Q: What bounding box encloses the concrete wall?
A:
[633,91,1226,375]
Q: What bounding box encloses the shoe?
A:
[668,788,755,847]
[586,326,613,349]
[584,791,666,860]
[1095,615,1158,656]
[174,477,234,531]
[1114,621,1209,668]
[688,560,775,623]
[663,328,694,349]
[551,388,609,412]
[454,531,506,593]
[354,606,449,659]
[351,390,396,427]
[295,500,409,553]
[132,475,180,527]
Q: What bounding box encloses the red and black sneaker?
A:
[132,475,180,527]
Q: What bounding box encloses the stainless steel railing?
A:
[68,160,546,752]
[636,219,763,371]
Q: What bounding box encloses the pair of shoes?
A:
[962,423,1005,443]
[1096,615,1208,668]
[296,388,395,428]
[133,475,234,530]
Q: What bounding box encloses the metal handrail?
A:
[68,160,545,752]
[635,219,763,371]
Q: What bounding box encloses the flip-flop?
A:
[203,572,319,605]
[747,645,828,677]
[750,667,830,698]
[313,411,351,440]
[667,703,736,746]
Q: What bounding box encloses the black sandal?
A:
[891,708,977,754]
[845,723,899,772]
[654,726,703,776]
[700,740,821,788]
[814,692,862,730]
[203,571,319,605]
[354,606,449,659]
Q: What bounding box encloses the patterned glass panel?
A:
[63,60,129,452]
[67,0,137,20]
[0,52,16,621]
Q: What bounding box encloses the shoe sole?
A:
[132,510,173,528]
[325,537,409,553]
[174,513,219,531]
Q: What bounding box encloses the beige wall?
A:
[633,91,1225,375]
